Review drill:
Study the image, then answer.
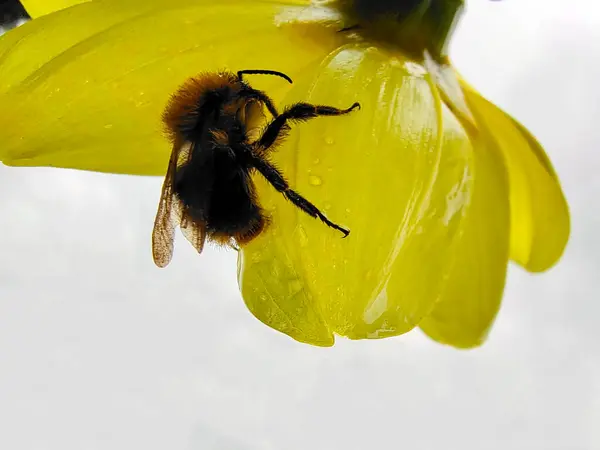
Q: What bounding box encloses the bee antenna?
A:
[237,69,293,84]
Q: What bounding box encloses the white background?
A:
[1,0,599,449]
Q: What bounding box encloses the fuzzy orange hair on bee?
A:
[151,69,361,268]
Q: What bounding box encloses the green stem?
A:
[422,0,464,57]
[340,0,465,59]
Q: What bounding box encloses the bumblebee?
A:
[152,69,360,267]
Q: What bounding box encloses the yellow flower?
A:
[0,0,569,347]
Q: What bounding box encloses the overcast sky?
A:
[1,1,599,449]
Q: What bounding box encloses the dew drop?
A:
[324,137,335,145]
[295,225,309,247]
[308,175,322,186]
[104,124,113,129]
[271,258,282,277]
[313,158,320,165]
[324,202,331,211]
[287,279,303,297]
[345,208,351,213]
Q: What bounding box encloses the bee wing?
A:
[179,203,207,256]
[152,143,181,268]
[175,140,208,257]
[152,141,208,267]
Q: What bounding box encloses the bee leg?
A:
[239,88,280,118]
[257,101,361,153]
[250,156,349,237]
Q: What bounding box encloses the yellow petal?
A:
[419,106,510,348]
[460,80,570,272]
[238,44,473,345]
[0,0,339,175]
[423,53,476,133]
[20,0,89,18]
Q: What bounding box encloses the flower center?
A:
[331,0,464,60]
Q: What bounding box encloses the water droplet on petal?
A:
[324,137,335,145]
[313,158,320,165]
[287,279,303,297]
[308,175,322,186]
[251,251,263,263]
[295,225,309,247]
[271,259,281,278]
